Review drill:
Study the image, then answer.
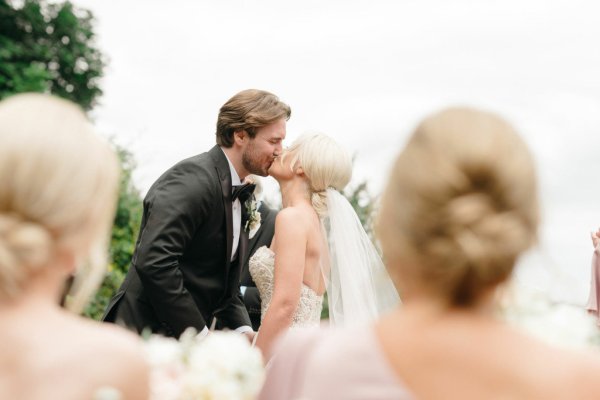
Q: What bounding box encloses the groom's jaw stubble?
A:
[242,147,270,177]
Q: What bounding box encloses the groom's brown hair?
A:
[216,89,291,147]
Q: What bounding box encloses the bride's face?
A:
[268,148,298,181]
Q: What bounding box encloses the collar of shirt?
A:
[219,146,242,186]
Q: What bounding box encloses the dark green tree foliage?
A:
[84,144,143,320]
[0,0,104,110]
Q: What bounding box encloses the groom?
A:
[103,89,290,339]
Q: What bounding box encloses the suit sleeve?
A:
[214,290,252,329]
[133,168,212,336]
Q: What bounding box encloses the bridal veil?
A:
[322,188,400,327]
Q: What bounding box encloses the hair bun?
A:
[0,214,53,297]
[444,192,533,259]
[445,193,493,229]
[425,191,534,305]
[311,190,328,218]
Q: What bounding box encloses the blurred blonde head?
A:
[0,93,119,312]
[378,107,539,307]
[284,132,352,217]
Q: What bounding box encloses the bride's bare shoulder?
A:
[273,206,314,244]
[275,206,312,227]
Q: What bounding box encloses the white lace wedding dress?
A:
[249,246,323,327]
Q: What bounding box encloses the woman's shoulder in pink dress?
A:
[259,326,414,400]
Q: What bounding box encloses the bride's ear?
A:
[295,166,305,176]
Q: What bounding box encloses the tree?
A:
[84,144,143,320]
[0,0,104,109]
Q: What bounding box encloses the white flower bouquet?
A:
[499,282,600,349]
[144,329,265,400]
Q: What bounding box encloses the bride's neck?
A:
[280,179,311,208]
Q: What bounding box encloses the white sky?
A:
[75,0,600,304]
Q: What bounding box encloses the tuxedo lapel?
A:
[229,223,248,297]
[209,146,233,273]
[239,227,249,262]
[239,197,251,265]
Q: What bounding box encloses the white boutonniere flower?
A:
[244,198,261,239]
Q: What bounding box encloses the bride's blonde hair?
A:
[283,132,352,217]
[0,94,120,313]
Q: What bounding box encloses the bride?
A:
[251,132,399,355]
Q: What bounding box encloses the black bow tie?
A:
[232,183,255,203]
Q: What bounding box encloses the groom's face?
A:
[242,118,286,176]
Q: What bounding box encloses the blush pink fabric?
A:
[586,245,600,326]
[258,326,414,400]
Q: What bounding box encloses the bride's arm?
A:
[255,208,307,357]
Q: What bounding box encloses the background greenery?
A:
[1,0,377,321]
[0,0,103,109]
[83,146,142,319]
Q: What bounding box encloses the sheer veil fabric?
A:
[323,188,400,327]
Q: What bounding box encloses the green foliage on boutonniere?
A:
[244,198,261,239]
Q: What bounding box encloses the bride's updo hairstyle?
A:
[285,132,352,217]
[378,107,539,307]
[0,94,119,312]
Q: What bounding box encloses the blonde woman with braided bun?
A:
[0,94,148,400]
[251,132,399,358]
[260,108,600,400]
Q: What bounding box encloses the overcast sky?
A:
[75,0,600,304]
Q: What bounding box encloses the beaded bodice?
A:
[249,246,323,327]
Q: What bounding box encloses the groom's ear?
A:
[233,130,247,146]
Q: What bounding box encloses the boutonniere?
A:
[244,198,261,239]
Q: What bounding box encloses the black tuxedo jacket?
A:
[240,203,278,330]
[103,145,251,337]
